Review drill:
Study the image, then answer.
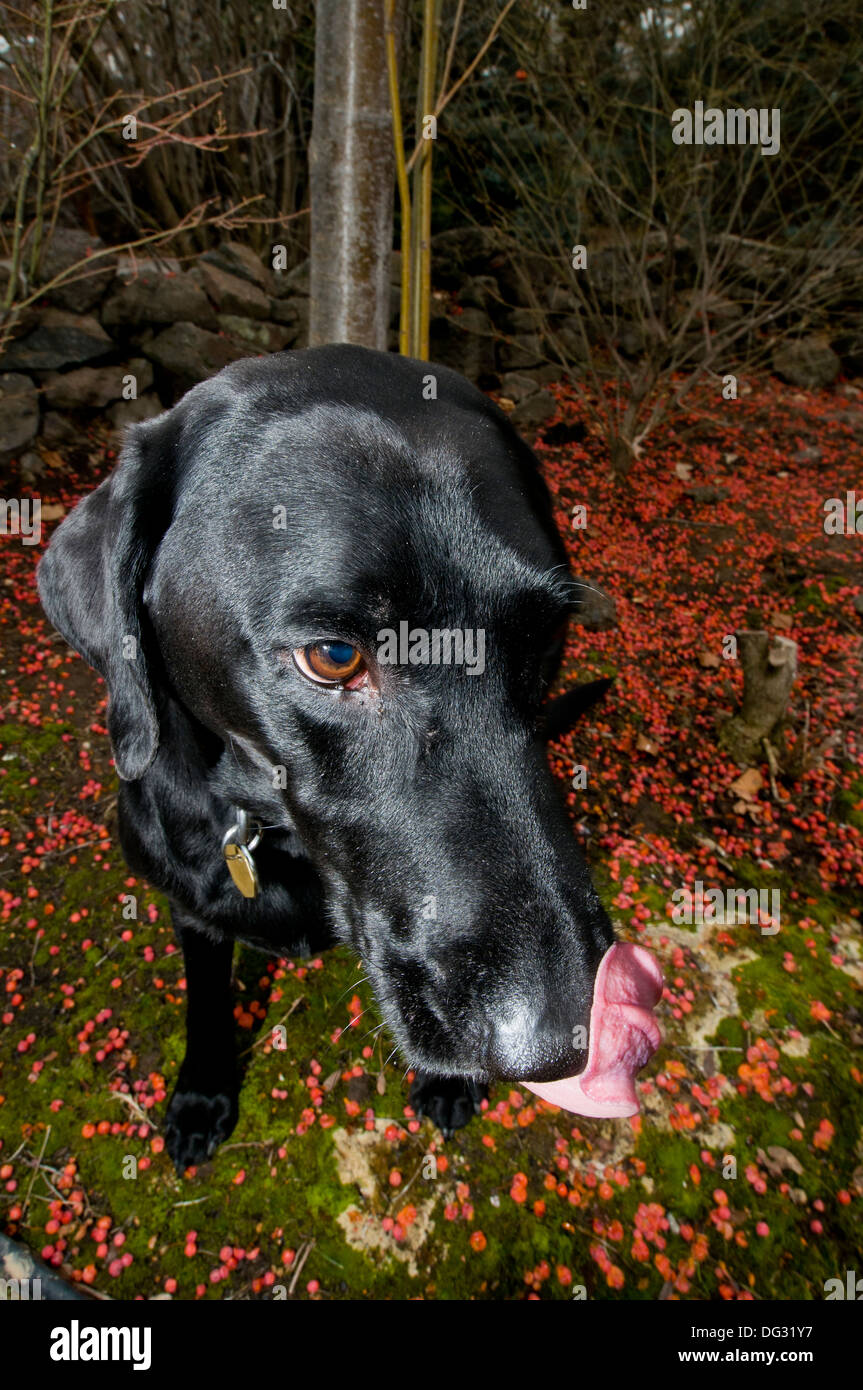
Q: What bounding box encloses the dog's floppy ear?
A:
[541,678,613,740]
[36,413,177,781]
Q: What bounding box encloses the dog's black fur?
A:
[37,344,616,1166]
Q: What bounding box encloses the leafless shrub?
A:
[442,0,863,474]
[0,0,314,346]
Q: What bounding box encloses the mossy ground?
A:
[1,377,861,1299]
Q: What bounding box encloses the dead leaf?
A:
[729,768,763,800]
[771,612,793,631]
[37,448,65,470]
[376,1072,386,1095]
[698,650,720,668]
[637,732,661,756]
[765,1145,804,1176]
[322,1069,340,1092]
[694,834,721,852]
[40,503,65,522]
[758,1146,804,1178]
[675,462,693,481]
[497,396,515,413]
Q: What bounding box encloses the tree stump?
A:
[719,630,798,764]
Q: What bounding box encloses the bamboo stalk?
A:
[410,0,440,360]
[405,0,516,177]
[385,0,411,357]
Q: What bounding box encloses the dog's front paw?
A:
[164,1079,238,1172]
[409,1071,487,1138]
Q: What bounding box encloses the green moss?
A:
[834,778,863,832]
[1,748,860,1300]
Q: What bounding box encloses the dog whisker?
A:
[357,1020,387,1044]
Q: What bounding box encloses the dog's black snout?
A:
[411,897,609,1085]
[482,1009,589,1083]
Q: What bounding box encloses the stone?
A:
[107,394,164,431]
[269,298,308,347]
[0,309,112,371]
[552,317,592,368]
[510,390,557,433]
[41,358,152,409]
[590,245,643,309]
[41,411,78,447]
[832,320,863,378]
[499,371,542,403]
[272,258,310,299]
[460,275,500,314]
[102,270,216,330]
[18,449,44,485]
[37,227,117,313]
[200,262,270,320]
[142,322,248,384]
[217,314,294,353]
[0,373,39,459]
[201,242,274,294]
[493,249,557,308]
[126,356,155,395]
[679,290,743,323]
[497,332,544,372]
[268,298,302,328]
[773,337,841,389]
[0,295,38,339]
[528,364,568,387]
[113,253,183,278]
[292,299,310,349]
[429,307,497,384]
[548,284,577,315]
[618,322,645,358]
[432,227,506,287]
[506,306,547,334]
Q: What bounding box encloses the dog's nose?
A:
[482,1003,588,1083]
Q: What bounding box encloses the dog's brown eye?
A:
[294,641,365,686]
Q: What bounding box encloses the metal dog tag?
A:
[222,811,261,899]
[223,841,260,898]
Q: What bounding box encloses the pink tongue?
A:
[521,943,663,1118]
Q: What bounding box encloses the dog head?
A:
[38,345,660,1109]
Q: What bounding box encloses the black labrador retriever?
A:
[37,344,658,1171]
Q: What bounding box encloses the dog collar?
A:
[222,808,264,899]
